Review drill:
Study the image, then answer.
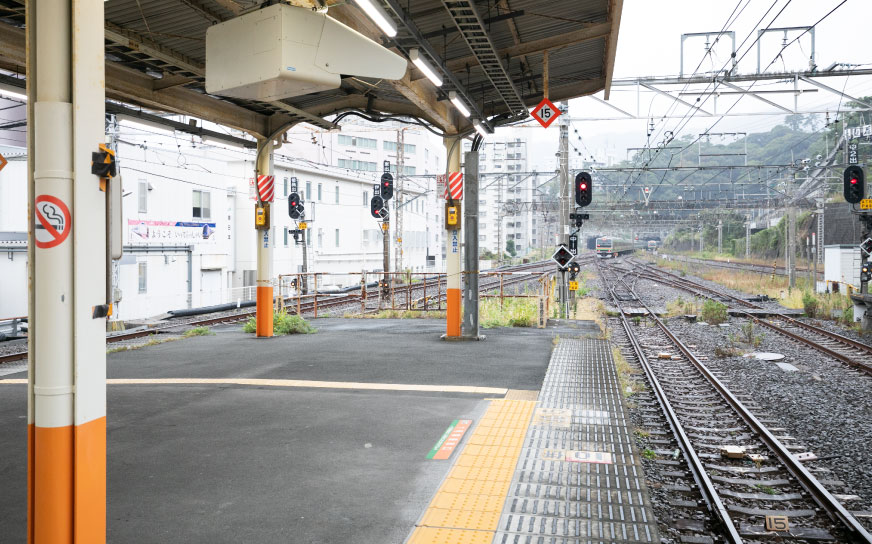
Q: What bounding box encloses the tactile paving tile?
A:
[493,339,659,544]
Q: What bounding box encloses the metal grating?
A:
[494,339,660,543]
[441,0,527,117]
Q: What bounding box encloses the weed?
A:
[802,291,819,318]
[755,484,778,495]
[738,322,764,347]
[632,316,642,326]
[714,345,742,358]
[480,298,537,328]
[700,299,728,325]
[183,326,214,338]
[641,448,657,460]
[243,311,316,335]
[634,429,650,439]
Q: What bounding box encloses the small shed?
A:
[824,244,860,292]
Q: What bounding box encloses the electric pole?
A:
[395,129,404,274]
[717,219,723,254]
[557,102,569,317]
[745,215,751,259]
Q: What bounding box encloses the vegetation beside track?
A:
[242,311,316,335]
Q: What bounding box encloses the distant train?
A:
[647,240,658,251]
[595,237,642,258]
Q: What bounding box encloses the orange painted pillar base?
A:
[256,286,274,337]
[29,417,107,544]
[447,288,461,337]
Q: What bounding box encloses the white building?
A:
[462,136,536,257]
[0,117,447,320]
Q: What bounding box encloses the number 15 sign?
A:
[531,97,561,128]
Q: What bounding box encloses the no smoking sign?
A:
[35,195,71,249]
[531,97,561,128]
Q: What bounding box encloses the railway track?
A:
[0,260,563,366]
[598,261,872,543]
[632,259,872,376]
[658,253,825,281]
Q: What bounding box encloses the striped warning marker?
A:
[444,172,463,200]
[256,175,275,202]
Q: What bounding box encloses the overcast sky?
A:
[509,0,872,171]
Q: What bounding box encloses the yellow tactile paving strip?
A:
[407,399,536,544]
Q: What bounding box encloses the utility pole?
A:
[717,219,723,254]
[301,229,308,294]
[745,215,751,259]
[395,129,404,274]
[699,225,704,253]
[558,102,569,317]
[787,205,796,288]
[463,150,480,338]
[382,220,390,294]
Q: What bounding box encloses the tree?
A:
[506,239,517,257]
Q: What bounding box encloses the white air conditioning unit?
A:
[206,4,407,101]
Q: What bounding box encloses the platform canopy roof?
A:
[0,0,622,138]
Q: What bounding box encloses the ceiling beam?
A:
[0,20,279,137]
[103,21,335,130]
[602,0,623,100]
[328,4,460,133]
[416,21,611,81]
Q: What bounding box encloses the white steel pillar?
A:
[27,0,108,541]
[255,140,274,337]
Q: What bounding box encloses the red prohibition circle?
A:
[34,194,72,249]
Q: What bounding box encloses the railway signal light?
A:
[288,192,304,219]
[574,172,592,207]
[370,195,386,219]
[552,245,573,271]
[844,165,865,204]
[381,172,394,200]
[862,263,871,283]
[568,261,581,278]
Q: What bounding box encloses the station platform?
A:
[407,338,659,543]
[0,318,658,543]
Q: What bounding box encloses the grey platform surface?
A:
[494,339,660,543]
[0,318,596,544]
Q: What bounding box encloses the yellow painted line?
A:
[407,399,536,543]
[0,378,508,395]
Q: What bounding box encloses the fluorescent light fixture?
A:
[448,91,470,118]
[0,83,27,102]
[473,120,488,138]
[410,48,442,87]
[354,0,397,38]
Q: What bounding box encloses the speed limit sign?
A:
[531,97,561,128]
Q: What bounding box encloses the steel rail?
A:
[636,261,872,376]
[596,262,742,543]
[604,262,872,542]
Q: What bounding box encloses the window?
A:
[283,177,289,196]
[338,158,377,171]
[388,165,416,175]
[384,141,416,154]
[306,181,312,202]
[317,183,322,201]
[192,190,211,219]
[317,229,323,248]
[363,191,369,206]
[339,135,377,148]
[138,262,147,294]
[284,228,289,247]
[306,231,311,246]
[138,180,148,213]
[335,185,339,204]
[335,229,340,247]
[479,235,486,241]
